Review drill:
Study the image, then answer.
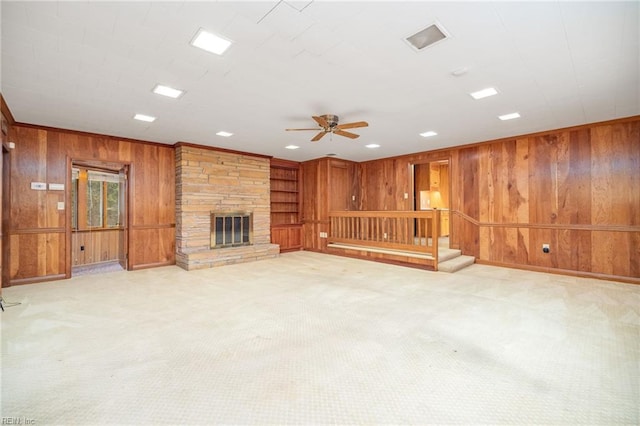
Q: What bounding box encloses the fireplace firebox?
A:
[211,212,253,248]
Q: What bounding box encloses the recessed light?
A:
[153,84,184,99]
[285,145,299,150]
[216,131,233,137]
[190,28,232,55]
[134,114,155,122]
[498,112,521,121]
[420,131,438,138]
[470,87,498,100]
[365,144,380,149]
[405,22,449,51]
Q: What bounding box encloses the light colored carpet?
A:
[72,261,124,277]
[1,251,638,425]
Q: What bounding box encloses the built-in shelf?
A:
[270,158,302,252]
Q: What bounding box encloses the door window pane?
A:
[106,182,119,227]
[71,177,78,229]
[87,180,103,227]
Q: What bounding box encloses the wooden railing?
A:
[329,210,440,263]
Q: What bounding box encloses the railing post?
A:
[432,209,440,268]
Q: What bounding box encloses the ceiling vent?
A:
[405,22,449,51]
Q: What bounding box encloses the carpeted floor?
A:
[1,251,638,425]
[72,261,124,277]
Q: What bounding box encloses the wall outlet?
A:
[383,233,388,239]
[319,232,328,238]
[404,192,409,199]
[352,195,356,201]
[542,244,550,253]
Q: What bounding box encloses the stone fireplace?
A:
[175,144,279,270]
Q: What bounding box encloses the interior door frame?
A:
[410,158,451,209]
[410,156,452,241]
[1,143,10,288]
[66,157,131,277]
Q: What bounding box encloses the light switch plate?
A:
[31,182,47,190]
[57,202,65,210]
[49,183,65,191]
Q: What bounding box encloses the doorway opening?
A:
[70,161,129,276]
[413,160,450,249]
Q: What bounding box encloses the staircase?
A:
[434,236,475,273]
[326,238,475,273]
[436,246,476,273]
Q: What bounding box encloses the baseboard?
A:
[129,260,176,271]
[9,273,68,286]
[474,260,640,285]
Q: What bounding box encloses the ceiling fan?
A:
[286,114,368,142]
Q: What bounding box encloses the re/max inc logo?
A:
[2,418,36,425]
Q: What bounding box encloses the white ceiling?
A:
[1,1,638,162]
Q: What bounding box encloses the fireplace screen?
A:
[211,212,253,248]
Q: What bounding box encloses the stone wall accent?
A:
[175,145,279,270]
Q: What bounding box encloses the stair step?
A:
[438,255,475,273]
[438,248,462,262]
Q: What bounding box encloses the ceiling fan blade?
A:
[311,131,328,142]
[286,128,321,131]
[335,121,368,130]
[312,115,329,128]
[334,129,359,139]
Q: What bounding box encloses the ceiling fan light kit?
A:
[286,114,369,142]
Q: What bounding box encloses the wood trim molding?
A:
[12,122,170,148]
[271,157,301,168]
[71,228,127,233]
[130,223,176,230]
[452,210,640,232]
[325,248,434,271]
[10,274,67,286]
[475,259,640,285]
[175,142,272,159]
[361,114,640,164]
[0,94,16,125]
[129,260,175,270]
[11,228,66,234]
[452,210,480,225]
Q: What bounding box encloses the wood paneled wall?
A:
[7,124,175,285]
[301,157,357,252]
[355,117,640,283]
[71,229,122,266]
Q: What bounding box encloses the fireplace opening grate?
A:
[211,212,253,248]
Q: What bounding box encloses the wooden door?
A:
[328,160,352,211]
